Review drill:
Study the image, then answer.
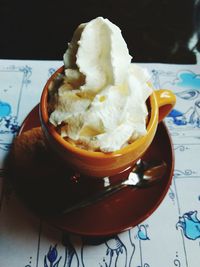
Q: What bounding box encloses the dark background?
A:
[0,0,200,63]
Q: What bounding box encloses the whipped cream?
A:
[48,17,152,152]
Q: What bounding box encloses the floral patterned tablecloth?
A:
[0,59,200,267]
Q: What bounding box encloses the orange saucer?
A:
[19,105,174,237]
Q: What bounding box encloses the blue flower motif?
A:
[167,109,187,126]
[0,101,11,117]
[176,71,200,89]
[176,211,200,240]
[44,244,62,267]
[0,116,19,134]
[168,109,183,118]
[47,245,58,263]
[137,225,150,240]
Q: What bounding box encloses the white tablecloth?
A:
[0,59,200,267]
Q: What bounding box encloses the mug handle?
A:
[155,89,176,122]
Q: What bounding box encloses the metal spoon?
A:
[62,159,167,214]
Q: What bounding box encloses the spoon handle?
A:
[62,160,166,214]
[62,182,128,214]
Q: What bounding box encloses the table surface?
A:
[0,59,200,267]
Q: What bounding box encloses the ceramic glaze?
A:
[39,66,176,177]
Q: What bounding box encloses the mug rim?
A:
[40,66,158,159]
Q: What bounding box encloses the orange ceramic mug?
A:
[40,66,176,177]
